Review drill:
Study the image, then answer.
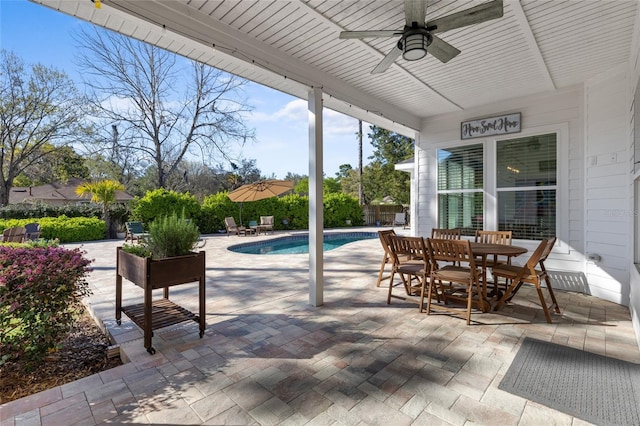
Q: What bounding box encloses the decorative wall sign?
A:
[461,113,521,140]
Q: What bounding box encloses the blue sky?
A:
[0,0,374,179]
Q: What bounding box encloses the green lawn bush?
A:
[323,193,365,227]
[280,194,309,229]
[131,189,201,227]
[0,244,92,366]
[0,216,106,243]
[200,192,237,233]
[200,192,315,233]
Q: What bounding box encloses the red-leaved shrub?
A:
[0,246,93,365]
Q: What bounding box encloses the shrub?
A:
[200,192,312,232]
[131,189,201,226]
[0,202,110,220]
[200,192,238,233]
[0,217,106,243]
[145,212,201,259]
[280,194,309,229]
[323,193,364,228]
[0,245,93,366]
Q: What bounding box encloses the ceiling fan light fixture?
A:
[402,33,429,61]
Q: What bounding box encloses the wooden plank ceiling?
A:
[32,0,639,135]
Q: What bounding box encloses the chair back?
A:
[24,222,41,241]
[2,226,26,243]
[431,228,461,240]
[260,216,274,226]
[387,235,426,265]
[126,221,145,234]
[474,230,512,245]
[377,229,396,255]
[522,239,549,276]
[224,217,238,229]
[427,238,476,270]
[540,236,557,262]
[393,212,406,225]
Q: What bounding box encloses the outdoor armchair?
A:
[425,238,483,325]
[125,221,149,243]
[375,229,396,287]
[258,216,274,234]
[491,238,560,323]
[393,212,407,228]
[474,230,514,287]
[386,235,430,308]
[224,217,246,236]
[2,226,26,243]
[430,228,461,239]
[24,222,41,241]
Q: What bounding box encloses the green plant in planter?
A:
[122,212,200,259]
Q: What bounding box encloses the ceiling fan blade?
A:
[427,0,503,34]
[428,35,461,63]
[339,30,399,39]
[372,45,402,74]
[404,0,427,27]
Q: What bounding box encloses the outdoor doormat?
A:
[499,337,640,425]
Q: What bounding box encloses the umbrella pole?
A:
[239,202,243,226]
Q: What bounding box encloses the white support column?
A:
[308,87,324,306]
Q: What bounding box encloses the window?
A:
[496,134,557,239]
[437,133,558,240]
[437,144,483,236]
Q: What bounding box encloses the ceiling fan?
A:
[339,0,504,74]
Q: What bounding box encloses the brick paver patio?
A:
[2,229,639,425]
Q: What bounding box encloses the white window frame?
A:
[434,122,569,253]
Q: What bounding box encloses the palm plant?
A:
[75,180,125,238]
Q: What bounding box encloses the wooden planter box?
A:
[115,247,206,354]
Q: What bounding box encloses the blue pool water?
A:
[228,232,377,255]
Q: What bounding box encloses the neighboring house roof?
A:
[8,178,134,204]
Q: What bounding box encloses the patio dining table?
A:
[470,242,528,307]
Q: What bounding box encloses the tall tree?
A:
[368,125,414,165]
[13,144,89,187]
[364,125,414,204]
[0,50,86,205]
[74,27,254,190]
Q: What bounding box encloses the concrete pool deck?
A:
[1,227,639,425]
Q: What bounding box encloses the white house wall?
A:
[415,84,634,307]
[628,6,640,350]
[584,67,632,305]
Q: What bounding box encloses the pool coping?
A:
[227,231,378,254]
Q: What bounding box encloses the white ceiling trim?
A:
[511,0,556,92]
[104,0,422,131]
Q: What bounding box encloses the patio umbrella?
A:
[228,179,294,224]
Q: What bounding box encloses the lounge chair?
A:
[24,222,42,241]
[258,216,274,234]
[224,217,246,236]
[2,226,26,243]
[393,212,407,228]
[125,221,149,243]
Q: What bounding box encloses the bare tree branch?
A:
[74,27,255,189]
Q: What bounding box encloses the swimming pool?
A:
[228,232,377,255]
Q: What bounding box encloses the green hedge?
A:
[0,190,364,239]
[131,189,201,226]
[0,216,106,243]
[199,192,362,233]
